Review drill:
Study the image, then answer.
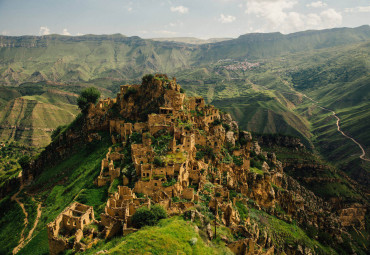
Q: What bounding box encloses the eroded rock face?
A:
[240,131,252,143]
[221,113,239,132]
[247,172,276,208]
[226,131,236,146]
[339,205,367,229]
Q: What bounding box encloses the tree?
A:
[77,87,101,113]
[150,205,167,221]
[131,205,167,228]
[18,155,31,170]
[131,207,156,228]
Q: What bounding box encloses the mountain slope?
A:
[0,86,79,147]
[0,26,369,87]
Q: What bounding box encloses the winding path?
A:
[299,93,370,162]
[247,79,369,162]
[11,184,28,255]
[26,198,42,241]
[11,184,42,254]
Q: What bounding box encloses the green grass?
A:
[248,208,336,254]
[0,195,25,254]
[249,167,264,175]
[0,89,78,147]
[82,217,232,255]
[21,195,38,241]
[18,134,112,254]
[235,201,249,221]
[18,229,49,255]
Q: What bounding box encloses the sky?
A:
[0,0,369,39]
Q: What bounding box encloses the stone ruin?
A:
[47,202,96,255]
[47,74,351,254]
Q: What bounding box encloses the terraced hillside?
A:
[0,86,79,147]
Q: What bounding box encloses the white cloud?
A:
[219,14,236,23]
[245,0,342,33]
[77,32,84,36]
[39,26,50,35]
[245,0,297,27]
[306,1,327,8]
[127,7,133,12]
[62,28,71,36]
[320,8,342,27]
[170,6,189,14]
[344,6,370,13]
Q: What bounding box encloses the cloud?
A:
[245,0,342,33]
[306,1,327,8]
[62,28,71,36]
[344,6,370,13]
[76,32,84,36]
[320,8,342,27]
[245,0,297,27]
[170,6,188,14]
[127,7,133,12]
[219,14,236,23]
[39,26,50,35]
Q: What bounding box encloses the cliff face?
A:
[24,74,367,255]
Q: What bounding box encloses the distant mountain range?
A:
[150,37,232,44]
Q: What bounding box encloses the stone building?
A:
[47,202,95,255]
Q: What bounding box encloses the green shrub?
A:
[131,205,167,229]
[151,205,167,221]
[18,155,31,170]
[232,155,243,166]
[250,158,262,169]
[153,156,165,167]
[123,87,137,100]
[131,207,156,228]
[142,74,154,85]
[130,132,142,144]
[162,178,177,187]
[195,151,205,160]
[77,87,101,113]
[51,125,67,140]
[211,119,222,126]
[222,123,230,132]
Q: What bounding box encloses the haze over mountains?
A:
[0,25,369,183]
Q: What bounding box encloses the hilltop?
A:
[1,75,367,255]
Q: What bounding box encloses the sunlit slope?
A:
[1,26,369,86]
[0,90,78,146]
[0,35,196,86]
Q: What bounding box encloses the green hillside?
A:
[1,26,369,87]
[0,86,79,147]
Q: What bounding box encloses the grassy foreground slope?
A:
[81,217,232,255]
[0,133,111,254]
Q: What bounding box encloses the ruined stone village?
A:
[46,74,366,255]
